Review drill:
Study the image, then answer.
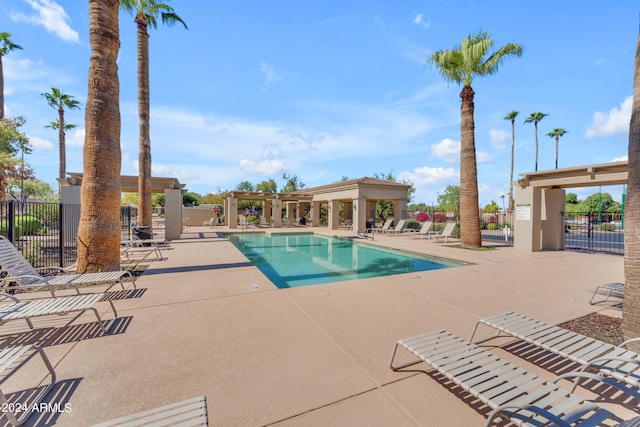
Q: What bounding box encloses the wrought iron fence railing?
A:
[564,211,623,255]
[407,211,514,246]
[0,201,138,268]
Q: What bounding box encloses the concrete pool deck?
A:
[3,226,637,426]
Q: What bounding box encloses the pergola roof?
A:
[517,161,628,189]
[290,176,410,195]
[62,173,186,193]
[227,177,410,202]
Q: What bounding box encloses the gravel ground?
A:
[559,312,624,345]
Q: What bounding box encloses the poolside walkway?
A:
[3,226,637,426]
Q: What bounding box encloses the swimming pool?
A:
[226,232,466,288]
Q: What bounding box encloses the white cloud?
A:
[412,12,430,29]
[28,135,54,151]
[489,129,508,149]
[10,0,79,43]
[585,96,632,139]
[239,159,287,175]
[66,127,85,147]
[259,62,282,87]
[611,155,628,162]
[430,138,459,164]
[399,166,457,186]
[477,151,492,163]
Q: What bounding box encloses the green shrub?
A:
[600,224,615,232]
[21,240,41,265]
[246,215,258,224]
[405,219,421,230]
[486,223,499,230]
[16,215,42,236]
[1,216,43,239]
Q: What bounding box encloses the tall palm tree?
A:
[429,31,523,249]
[624,31,640,347]
[0,33,23,120]
[120,0,187,228]
[546,128,567,169]
[77,0,122,273]
[42,88,81,181]
[524,112,549,172]
[504,110,518,212]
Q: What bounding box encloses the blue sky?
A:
[1,1,637,206]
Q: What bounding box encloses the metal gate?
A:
[564,211,623,255]
[0,201,138,268]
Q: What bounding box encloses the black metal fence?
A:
[564,211,623,255]
[409,211,515,246]
[480,211,514,246]
[0,201,138,268]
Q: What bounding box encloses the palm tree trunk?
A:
[77,0,122,273]
[0,53,4,120]
[534,122,539,171]
[136,11,152,228]
[623,33,640,349]
[58,106,65,180]
[459,85,481,249]
[555,136,559,169]
[508,118,515,212]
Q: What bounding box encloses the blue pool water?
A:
[226,232,466,288]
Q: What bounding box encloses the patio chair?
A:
[469,311,640,396]
[0,345,56,426]
[121,236,167,260]
[384,219,407,235]
[371,219,393,233]
[202,217,215,228]
[0,290,117,335]
[258,216,272,228]
[589,282,624,305]
[410,220,437,239]
[91,395,208,426]
[431,222,456,243]
[0,236,136,294]
[389,329,618,426]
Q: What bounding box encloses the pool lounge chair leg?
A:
[88,305,117,335]
[389,342,422,371]
[589,286,612,305]
[469,320,502,344]
[0,345,57,427]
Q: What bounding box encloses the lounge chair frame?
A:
[470,311,640,396]
[0,236,136,294]
[589,282,624,305]
[389,329,616,426]
[0,345,56,426]
[0,290,117,335]
[91,395,208,426]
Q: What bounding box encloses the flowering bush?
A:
[415,212,430,222]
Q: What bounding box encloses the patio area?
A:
[2,226,637,426]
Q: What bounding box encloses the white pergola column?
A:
[227,197,238,229]
[393,199,408,221]
[328,200,340,230]
[164,188,183,240]
[354,198,367,231]
[272,199,282,228]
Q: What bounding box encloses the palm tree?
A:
[546,128,567,169]
[77,0,122,273]
[504,110,518,211]
[623,31,640,347]
[524,112,549,172]
[0,33,23,120]
[42,88,81,182]
[120,0,187,228]
[429,31,523,249]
